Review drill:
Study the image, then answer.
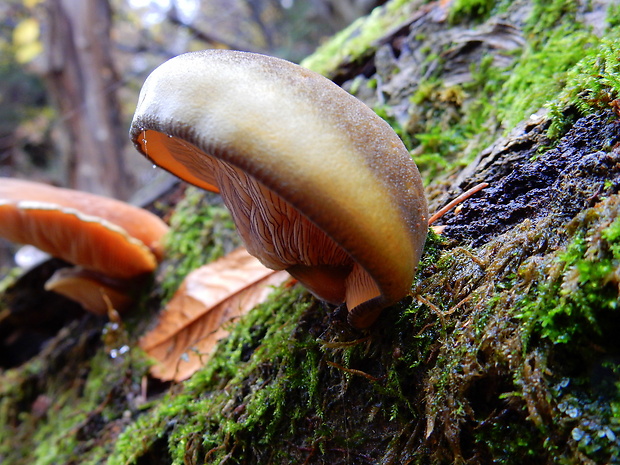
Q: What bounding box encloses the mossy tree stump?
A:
[2,0,620,463]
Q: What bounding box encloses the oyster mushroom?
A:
[130,50,428,328]
[0,178,169,314]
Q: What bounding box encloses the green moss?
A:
[528,0,577,35]
[5,1,620,463]
[414,125,472,180]
[407,209,612,462]
[609,3,620,29]
[110,285,316,464]
[159,186,240,300]
[516,201,620,346]
[300,0,421,76]
[476,198,620,463]
[449,0,497,23]
[453,20,594,141]
[403,52,504,176]
[476,419,543,463]
[300,0,613,185]
[109,226,454,464]
[0,317,152,465]
[405,2,619,182]
[302,0,616,184]
[0,267,19,295]
[373,104,415,150]
[498,28,596,130]
[419,227,447,270]
[488,5,620,140]
[549,365,620,464]
[405,75,485,178]
[547,38,620,138]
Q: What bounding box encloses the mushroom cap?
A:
[44,267,136,315]
[0,178,169,260]
[130,50,428,328]
[0,201,158,279]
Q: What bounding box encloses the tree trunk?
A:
[43,0,130,199]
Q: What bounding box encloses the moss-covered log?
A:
[2,0,620,463]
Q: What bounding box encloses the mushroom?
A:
[43,266,136,316]
[0,178,169,314]
[130,50,428,328]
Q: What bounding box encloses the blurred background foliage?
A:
[0,0,384,193]
[0,0,384,272]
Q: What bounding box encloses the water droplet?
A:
[567,406,581,418]
[605,427,616,441]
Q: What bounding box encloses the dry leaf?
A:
[140,247,290,381]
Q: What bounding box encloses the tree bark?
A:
[43,0,130,199]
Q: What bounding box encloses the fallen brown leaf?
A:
[140,247,290,381]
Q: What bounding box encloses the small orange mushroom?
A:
[130,50,428,328]
[0,178,168,262]
[43,267,137,316]
[0,178,169,314]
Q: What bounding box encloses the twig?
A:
[326,361,382,382]
[428,182,489,226]
[320,336,370,349]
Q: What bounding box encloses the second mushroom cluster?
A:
[0,178,169,314]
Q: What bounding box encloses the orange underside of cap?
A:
[0,203,157,278]
[0,178,169,260]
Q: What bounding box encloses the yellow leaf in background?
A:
[15,42,43,64]
[13,18,39,45]
[140,247,291,382]
[24,0,45,8]
[13,18,43,63]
